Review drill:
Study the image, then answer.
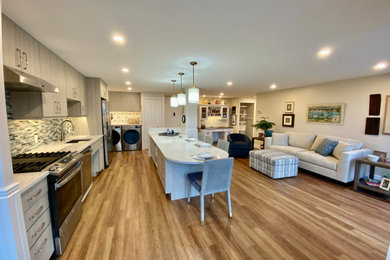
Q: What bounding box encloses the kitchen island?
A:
[149,133,229,200]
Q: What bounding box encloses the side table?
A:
[353,158,390,196]
[252,136,265,150]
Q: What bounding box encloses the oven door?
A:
[55,161,82,228]
[53,161,83,255]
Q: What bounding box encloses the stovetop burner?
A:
[12,152,71,173]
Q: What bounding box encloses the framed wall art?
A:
[282,114,295,127]
[369,94,381,116]
[383,95,390,134]
[365,117,380,135]
[285,101,294,113]
[306,104,345,125]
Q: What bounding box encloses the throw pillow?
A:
[315,138,339,156]
[272,133,289,146]
[332,141,354,160]
[310,136,325,151]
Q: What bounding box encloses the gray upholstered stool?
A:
[249,150,298,179]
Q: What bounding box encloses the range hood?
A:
[3,66,58,93]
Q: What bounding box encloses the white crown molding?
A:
[0,181,20,199]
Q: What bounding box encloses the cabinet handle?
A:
[32,222,45,239]
[29,206,43,221]
[22,52,28,70]
[34,238,47,255]
[27,189,42,202]
[15,48,22,67]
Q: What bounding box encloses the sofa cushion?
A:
[297,151,338,171]
[272,133,289,146]
[287,132,316,150]
[310,134,362,151]
[269,145,307,156]
[315,138,338,156]
[332,141,354,160]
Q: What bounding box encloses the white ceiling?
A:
[3,0,390,97]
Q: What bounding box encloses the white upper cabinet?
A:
[19,28,40,77]
[109,91,140,112]
[55,58,68,117]
[80,73,87,116]
[41,44,68,117]
[65,64,80,101]
[100,81,108,101]
[2,15,40,77]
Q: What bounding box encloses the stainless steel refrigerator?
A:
[101,99,113,168]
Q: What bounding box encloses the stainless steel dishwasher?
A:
[81,146,92,202]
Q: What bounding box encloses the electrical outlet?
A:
[34,135,38,143]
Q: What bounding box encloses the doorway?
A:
[238,102,255,138]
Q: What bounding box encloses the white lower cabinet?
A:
[21,178,54,260]
[91,138,104,176]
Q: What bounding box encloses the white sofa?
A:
[264,132,371,183]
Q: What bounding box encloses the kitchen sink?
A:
[66,138,91,143]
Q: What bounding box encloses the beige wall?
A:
[256,73,390,155]
[164,96,182,127]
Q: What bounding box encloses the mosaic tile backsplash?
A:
[8,118,74,156]
[110,111,141,125]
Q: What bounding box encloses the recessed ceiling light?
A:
[227,81,233,86]
[125,81,131,85]
[127,87,132,90]
[218,96,222,98]
[270,84,277,89]
[220,93,224,96]
[121,67,129,73]
[113,34,125,44]
[202,95,206,97]
[373,62,388,70]
[317,47,332,58]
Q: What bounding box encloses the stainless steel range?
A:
[12,151,84,256]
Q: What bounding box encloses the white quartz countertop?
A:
[29,135,103,154]
[14,171,49,193]
[150,133,229,164]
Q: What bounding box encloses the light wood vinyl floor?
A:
[58,150,390,259]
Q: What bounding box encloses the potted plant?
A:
[252,117,275,137]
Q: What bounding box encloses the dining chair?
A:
[198,132,205,142]
[187,157,234,223]
[217,139,230,153]
[204,135,213,145]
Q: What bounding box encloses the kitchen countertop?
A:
[14,135,103,193]
[14,171,49,193]
[29,135,103,153]
[150,133,228,164]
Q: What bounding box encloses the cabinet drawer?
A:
[26,208,51,249]
[24,194,49,231]
[30,224,54,260]
[21,180,48,213]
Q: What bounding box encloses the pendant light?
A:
[177,72,186,106]
[188,61,199,103]
[170,80,178,107]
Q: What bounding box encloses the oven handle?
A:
[55,162,83,190]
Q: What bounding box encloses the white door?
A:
[142,98,164,149]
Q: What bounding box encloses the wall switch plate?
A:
[34,135,38,143]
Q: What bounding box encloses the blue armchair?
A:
[227,133,252,158]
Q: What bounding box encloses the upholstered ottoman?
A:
[249,150,298,179]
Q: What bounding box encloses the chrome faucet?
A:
[60,120,75,142]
